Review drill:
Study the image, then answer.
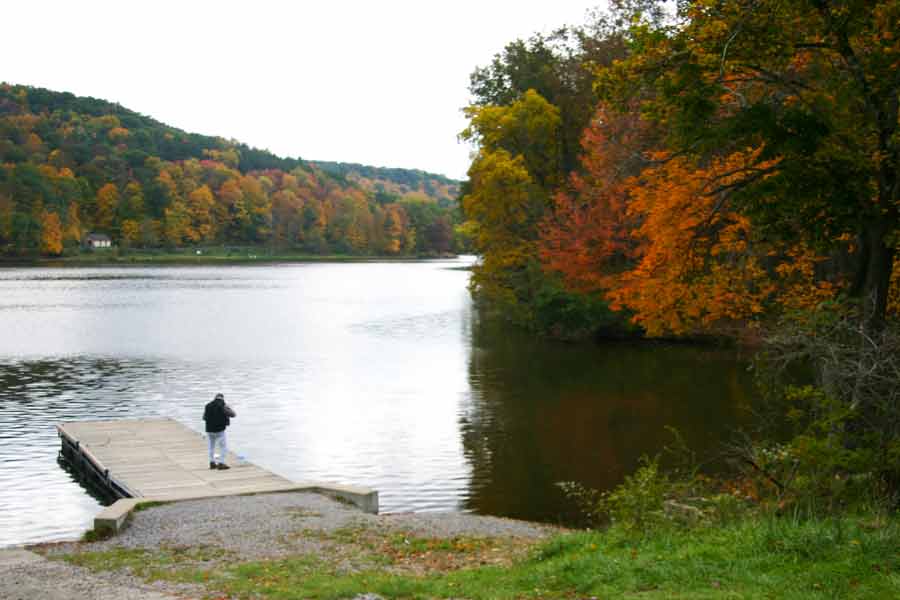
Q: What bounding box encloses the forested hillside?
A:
[313,161,460,207]
[0,84,461,257]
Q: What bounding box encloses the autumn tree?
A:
[217,178,250,241]
[602,0,900,330]
[240,175,271,241]
[64,203,82,246]
[469,20,629,176]
[464,149,546,319]
[462,89,562,190]
[39,210,63,256]
[271,188,303,247]
[541,95,845,337]
[460,10,652,331]
[95,183,120,233]
[107,127,130,143]
[120,220,140,248]
[607,150,833,336]
[187,185,215,242]
[540,105,654,297]
[164,200,190,246]
[120,181,145,223]
[461,90,564,321]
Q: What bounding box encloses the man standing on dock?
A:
[203,393,236,470]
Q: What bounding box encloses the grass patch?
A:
[134,500,169,512]
[60,544,239,585]
[378,533,525,574]
[80,525,115,543]
[287,522,532,574]
[57,514,900,598]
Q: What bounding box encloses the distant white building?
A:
[83,233,113,249]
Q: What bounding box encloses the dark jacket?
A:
[203,398,235,433]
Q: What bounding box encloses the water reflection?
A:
[460,314,756,523]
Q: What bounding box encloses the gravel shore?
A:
[0,548,178,600]
[11,491,560,600]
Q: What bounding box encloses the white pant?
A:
[208,431,228,463]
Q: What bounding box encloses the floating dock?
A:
[58,418,378,532]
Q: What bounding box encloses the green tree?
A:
[469,23,627,175]
[119,181,145,222]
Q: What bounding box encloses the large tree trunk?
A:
[856,218,895,332]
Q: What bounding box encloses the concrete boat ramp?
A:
[57,418,377,533]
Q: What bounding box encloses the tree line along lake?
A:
[0,257,758,547]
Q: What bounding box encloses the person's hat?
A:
[215,393,224,400]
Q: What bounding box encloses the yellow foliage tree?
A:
[164,201,190,246]
[461,89,563,321]
[40,210,63,256]
[95,183,120,232]
[120,219,140,248]
[464,149,543,317]
[187,185,215,242]
[107,127,130,142]
[462,89,562,189]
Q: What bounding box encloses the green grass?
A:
[133,500,170,512]
[62,544,237,585]
[80,525,115,543]
[56,514,900,599]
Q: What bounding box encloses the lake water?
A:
[0,258,757,547]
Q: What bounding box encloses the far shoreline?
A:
[0,251,467,267]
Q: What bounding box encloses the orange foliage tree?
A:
[540,108,837,337]
[598,0,900,330]
[605,150,835,336]
[539,106,653,295]
[39,210,63,256]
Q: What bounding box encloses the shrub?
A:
[746,304,900,512]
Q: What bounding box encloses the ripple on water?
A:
[0,259,757,546]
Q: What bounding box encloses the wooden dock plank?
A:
[58,418,299,500]
[58,417,380,531]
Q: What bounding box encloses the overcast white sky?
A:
[2,1,604,180]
